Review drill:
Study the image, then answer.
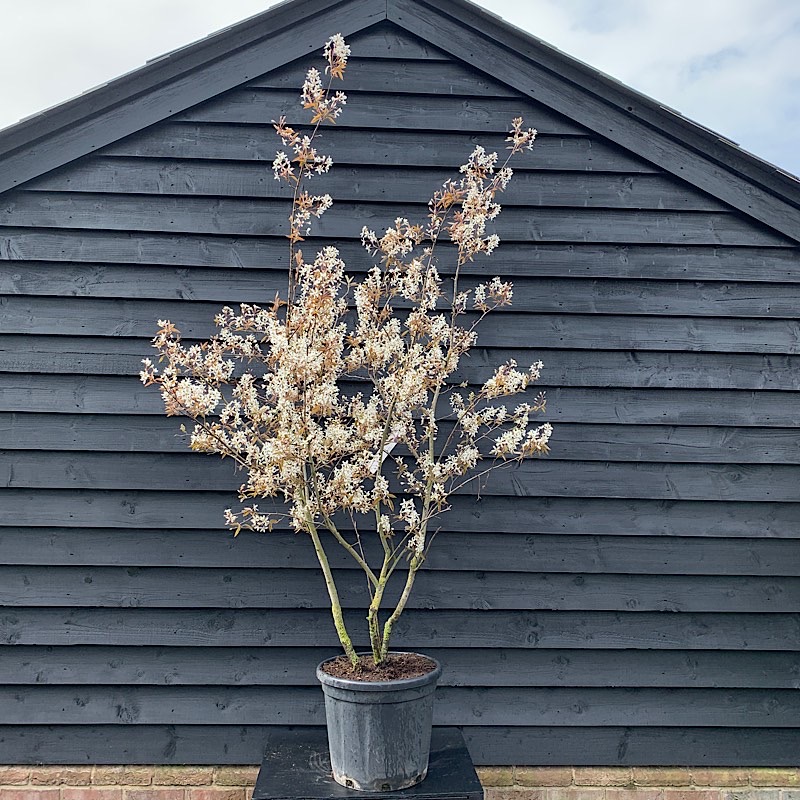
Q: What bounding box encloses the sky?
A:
[2,0,799,177]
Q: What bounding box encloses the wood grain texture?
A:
[24,160,726,210]
[6,490,797,536]
[0,724,799,765]
[2,607,798,649]
[4,451,800,501]
[2,684,798,726]
[4,193,783,245]
[3,565,797,612]
[103,125,658,170]
[3,235,797,283]
[1,375,796,426]
[2,645,797,687]
[4,527,799,573]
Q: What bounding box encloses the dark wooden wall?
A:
[1,22,800,765]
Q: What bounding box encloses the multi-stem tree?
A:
[141,34,553,668]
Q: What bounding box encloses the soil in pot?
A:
[320,652,436,681]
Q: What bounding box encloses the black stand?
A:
[253,727,484,800]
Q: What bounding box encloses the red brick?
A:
[31,767,92,786]
[691,771,749,787]
[516,768,573,787]
[663,791,721,800]
[606,790,663,800]
[63,789,124,800]
[93,768,152,786]
[124,791,185,800]
[546,789,606,800]
[187,791,245,800]
[633,770,692,787]
[212,769,258,788]
[574,768,632,787]
[750,772,800,787]
[0,766,31,784]
[477,768,515,787]
[153,769,213,787]
[0,791,60,800]
[487,790,544,800]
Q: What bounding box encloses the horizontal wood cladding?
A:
[5,415,800,462]
[1,375,795,426]
[7,272,800,316]
[6,490,798,536]
[248,57,519,95]
[5,528,800,573]
[105,126,659,171]
[1,565,798,611]
[174,88,588,133]
[25,161,728,210]
[3,607,799,648]
[2,645,798,687]
[5,306,800,354]
[3,237,797,283]
[4,451,800,501]
[4,194,787,245]
[1,724,799,766]
[3,685,800,727]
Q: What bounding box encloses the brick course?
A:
[1,767,799,799]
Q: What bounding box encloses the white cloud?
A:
[2,0,798,175]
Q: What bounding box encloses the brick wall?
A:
[1,767,799,799]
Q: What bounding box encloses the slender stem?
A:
[380,551,423,660]
[305,510,359,667]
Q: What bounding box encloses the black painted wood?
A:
[1,724,799,766]
[6,490,798,537]
[1,5,799,767]
[5,528,800,573]
[3,608,799,649]
[3,565,798,611]
[5,451,800,502]
[24,161,727,210]
[4,194,785,245]
[2,646,797,687]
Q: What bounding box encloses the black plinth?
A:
[253,727,484,800]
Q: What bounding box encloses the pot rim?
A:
[316,651,442,692]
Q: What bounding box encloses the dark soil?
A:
[320,652,437,682]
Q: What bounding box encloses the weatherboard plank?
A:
[249,57,519,95]
[2,607,797,649]
[3,235,797,284]
[0,724,797,766]
[4,527,799,574]
[2,645,796,688]
[2,565,796,612]
[24,161,726,211]
[4,343,800,395]
[1,685,797,727]
[4,451,800,502]
[176,89,587,134]
[5,490,796,537]
[4,299,800,353]
[1,194,784,245]
[103,125,658,171]
[1,375,796,426]
[5,412,800,463]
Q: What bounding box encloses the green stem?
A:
[380,551,424,660]
[305,511,358,667]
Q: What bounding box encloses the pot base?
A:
[332,766,427,792]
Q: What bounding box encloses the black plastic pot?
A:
[316,653,442,792]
